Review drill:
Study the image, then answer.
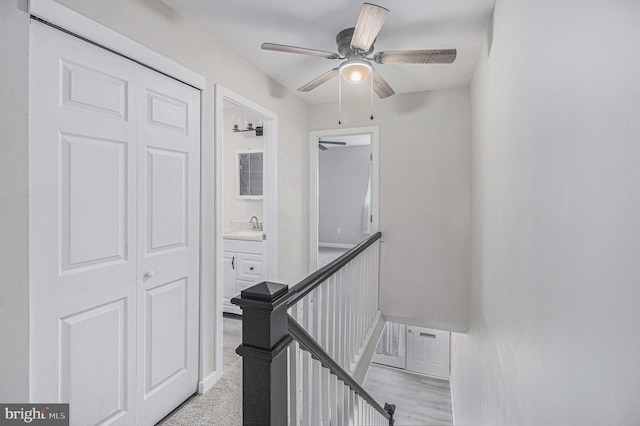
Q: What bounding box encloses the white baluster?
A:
[302,297,311,426]
[321,283,330,424]
[311,288,321,425]
[289,304,299,426]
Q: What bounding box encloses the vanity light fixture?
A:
[232,123,263,136]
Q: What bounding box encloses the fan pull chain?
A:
[338,75,342,125]
[370,74,374,120]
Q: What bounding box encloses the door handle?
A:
[143,270,154,280]
[250,266,254,271]
[420,332,436,339]
[232,257,235,269]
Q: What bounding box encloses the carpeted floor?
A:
[158,359,242,426]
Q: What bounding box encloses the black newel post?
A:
[231,282,292,426]
[385,403,396,426]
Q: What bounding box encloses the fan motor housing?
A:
[337,28,374,57]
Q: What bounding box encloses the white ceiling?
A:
[163,0,495,104]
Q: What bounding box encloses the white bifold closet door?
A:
[29,20,200,426]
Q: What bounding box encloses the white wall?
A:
[223,109,263,231]
[319,145,370,246]
[451,0,640,424]
[0,0,30,402]
[310,88,470,332]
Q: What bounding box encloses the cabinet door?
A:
[223,252,237,303]
[237,279,259,293]
[236,253,264,282]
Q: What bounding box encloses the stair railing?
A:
[232,232,395,425]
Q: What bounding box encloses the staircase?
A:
[232,232,395,425]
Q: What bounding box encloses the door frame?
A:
[214,85,278,375]
[309,126,379,271]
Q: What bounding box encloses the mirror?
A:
[237,150,263,199]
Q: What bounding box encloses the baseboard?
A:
[198,370,220,394]
[319,242,355,249]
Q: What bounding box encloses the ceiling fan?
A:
[261,3,457,99]
[318,139,347,151]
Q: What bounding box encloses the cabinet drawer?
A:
[237,280,258,293]
[237,253,264,282]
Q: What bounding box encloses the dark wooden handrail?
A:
[288,315,393,422]
[285,231,382,308]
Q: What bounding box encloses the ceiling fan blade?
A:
[298,68,339,92]
[374,49,457,64]
[319,144,328,151]
[319,140,347,145]
[372,69,395,99]
[351,3,390,52]
[261,43,339,59]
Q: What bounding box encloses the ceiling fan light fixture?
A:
[339,58,372,83]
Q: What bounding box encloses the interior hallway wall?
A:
[0,0,30,402]
[451,0,640,424]
[310,88,470,332]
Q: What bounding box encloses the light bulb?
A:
[339,59,372,83]
[350,70,363,82]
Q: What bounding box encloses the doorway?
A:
[214,86,278,375]
[309,127,379,271]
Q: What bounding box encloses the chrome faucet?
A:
[250,216,262,231]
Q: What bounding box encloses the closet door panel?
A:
[61,133,128,270]
[145,147,188,253]
[29,21,137,426]
[136,66,201,426]
[60,300,127,425]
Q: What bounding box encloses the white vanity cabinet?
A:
[223,238,264,314]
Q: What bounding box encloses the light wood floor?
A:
[223,316,453,425]
[363,363,453,426]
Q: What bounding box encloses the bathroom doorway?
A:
[214,86,278,376]
[309,127,379,271]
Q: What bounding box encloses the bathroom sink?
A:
[223,229,263,241]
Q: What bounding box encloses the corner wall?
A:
[310,88,470,332]
[452,0,640,424]
[0,0,30,401]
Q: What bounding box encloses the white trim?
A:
[384,314,468,334]
[351,311,386,383]
[214,84,278,376]
[29,0,205,89]
[309,126,379,271]
[319,242,355,250]
[198,370,220,395]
